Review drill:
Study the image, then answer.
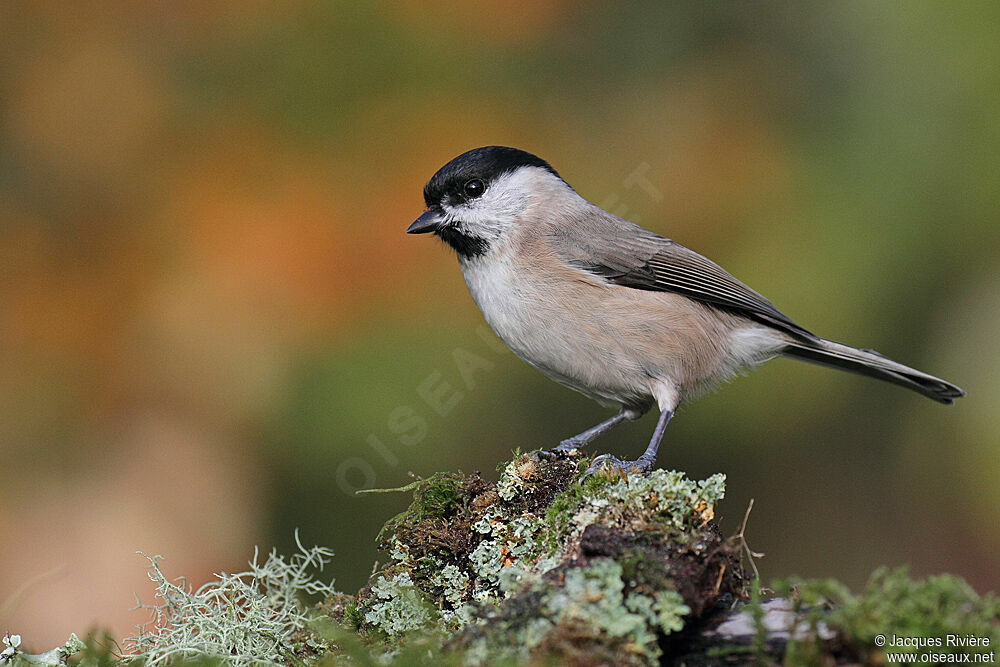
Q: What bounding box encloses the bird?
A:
[406,146,964,474]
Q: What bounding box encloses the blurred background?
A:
[2,1,998,648]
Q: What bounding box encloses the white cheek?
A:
[442,168,541,240]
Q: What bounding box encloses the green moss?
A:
[414,474,465,518]
[542,471,613,541]
[339,601,364,632]
[26,449,995,666]
[371,472,468,545]
[75,632,121,667]
[775,567,1000,663]
[338,451,738,664]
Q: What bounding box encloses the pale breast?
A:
[459,245,657,408]
[459,248,552,367]
[458,239,767,410]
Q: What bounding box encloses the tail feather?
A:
[782,338,965,405]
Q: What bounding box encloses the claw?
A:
[535,440,583,460]
[582,453,653,480]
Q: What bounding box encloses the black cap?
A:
[423,146,562,208]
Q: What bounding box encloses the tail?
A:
[781,338,965,405]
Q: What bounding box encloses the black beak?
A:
[406,209,444,234]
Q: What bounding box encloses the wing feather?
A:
[552,210,814,340]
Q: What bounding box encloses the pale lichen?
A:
[495,459,525,502]
[542,559,665,656]
[3,633,85,667]
[363,572,438,637]
[345,451,738,665]
[15,450,994,666]
[126,531,336,667]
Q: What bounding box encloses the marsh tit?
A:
[407,146,964,474]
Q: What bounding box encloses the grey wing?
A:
[554,215,815,341]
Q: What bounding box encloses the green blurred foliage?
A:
[1,0,998,644]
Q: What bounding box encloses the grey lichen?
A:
[3,633,86,667]
[126,531,336,667]
[338,450,742,664]
[363,571,438,637]
[532,558,688,657]
[11,448,995,666]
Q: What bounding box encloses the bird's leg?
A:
[539,408,636,457]
[586,408,674,475]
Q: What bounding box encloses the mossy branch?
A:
[6,451,997,666]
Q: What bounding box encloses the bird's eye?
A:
[463,178,485,199]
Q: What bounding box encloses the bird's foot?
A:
[583,453,654,478]
[535,438,586,460]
